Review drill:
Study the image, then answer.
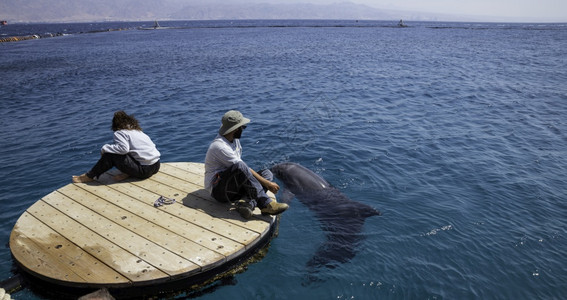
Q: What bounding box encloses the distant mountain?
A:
[168,2,399,21]
[1,0,176,23]
[0,0,449,23]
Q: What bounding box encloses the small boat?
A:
[139,20,171,30]
[0,21,7,26]
[398,19,408,27]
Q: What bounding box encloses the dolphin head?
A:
[271,162,330,194]
[270,162,295,182]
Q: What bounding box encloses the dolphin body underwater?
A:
[270,162,381,272]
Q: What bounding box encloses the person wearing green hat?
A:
[204,110,288,219]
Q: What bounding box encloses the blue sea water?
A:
[1,20,567,299]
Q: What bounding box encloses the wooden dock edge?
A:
[12,216,279,299]
[8,162,281,299]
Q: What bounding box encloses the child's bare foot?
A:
[72,173,94,183]
[113,173,130,182]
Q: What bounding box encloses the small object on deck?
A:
[153,195,176,207]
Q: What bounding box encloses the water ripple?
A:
[1,21,567,299]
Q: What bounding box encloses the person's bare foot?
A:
[72,173,94,183]
[113,173,130,182]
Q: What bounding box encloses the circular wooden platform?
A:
[9,162,276,289]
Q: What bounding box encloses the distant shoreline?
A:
[2,20,564,43]
[2,18,566,25]
[0,27,131,43]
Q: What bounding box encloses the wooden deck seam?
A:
[95,176,261,251]
[159,161,204,178]
[44,192,209,278]
[24,199,166,284]
[39,191,203,279]
[145,163,276,249]
[10,162,277,290]
[9,211,116,285]
[132,175,274,250]
[144,166,275,223]
[101,167,272,233]
[62,185,229,272]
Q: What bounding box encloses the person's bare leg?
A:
[72,173,94,183]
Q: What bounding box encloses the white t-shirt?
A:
[101,129,160,165]
[204,134,243,192]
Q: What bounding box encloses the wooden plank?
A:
[159,163,276,202]
[142,167,274,225]
[10,212,129,285]
[104,162,275,220]
[158,163,208,189]
[129,173,273,238]
[10,162,278,290]
[26,199,171,283]
[166,162,205,175]
[57,184,235,267]
[40,191,202,278]
[80,179,261,247]
[134,173,275,251]
[157,163,276,220]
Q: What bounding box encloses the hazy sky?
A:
[278,0,567,21]
[3,0,566,22]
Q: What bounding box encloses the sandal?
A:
[154,196,176,207]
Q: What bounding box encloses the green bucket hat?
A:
[219,110,251,135]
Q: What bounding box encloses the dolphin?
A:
[271,162,381,272]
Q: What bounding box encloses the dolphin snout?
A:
[270,162,293,179]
